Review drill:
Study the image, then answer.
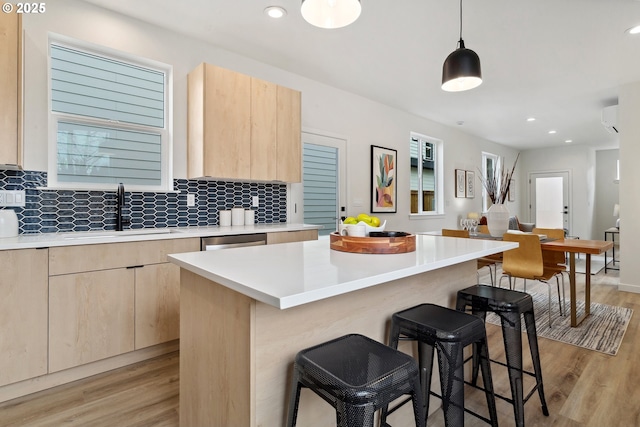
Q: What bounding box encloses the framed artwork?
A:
[508,179,516,201]
[466,170,475,198]
[371,145,397,212]
[455,169,466,198]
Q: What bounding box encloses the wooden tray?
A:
[329,232,416,254]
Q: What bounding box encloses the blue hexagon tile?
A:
[0,170,287,234]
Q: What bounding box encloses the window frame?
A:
[409,132,444,217]
[47,33,173,192]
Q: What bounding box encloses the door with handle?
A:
[289,132,346,236]
[529,171,571,233]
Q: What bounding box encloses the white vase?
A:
[487,203,509,237]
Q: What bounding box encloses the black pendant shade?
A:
[441,39,482,92]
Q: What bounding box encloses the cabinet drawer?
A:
[49,237,199,275]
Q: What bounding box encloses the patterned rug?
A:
[486,291,633,355]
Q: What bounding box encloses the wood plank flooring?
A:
[1,257,638,426]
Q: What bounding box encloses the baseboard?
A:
[618,283,640,294]
[0,340,179,404]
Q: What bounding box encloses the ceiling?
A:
[80,0,640,151]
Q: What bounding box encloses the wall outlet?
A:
[0,190,25,207]
[187,193,196,207]
[252,196,259,207]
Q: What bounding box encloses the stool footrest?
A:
[427,390,495,425]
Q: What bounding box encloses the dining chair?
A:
[533,227,567,314]
[499,233,564,327]
[442,229,499,285]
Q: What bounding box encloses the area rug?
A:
[485,291,633,355]
[573,255,606,275]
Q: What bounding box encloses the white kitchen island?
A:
[168,235,517,427]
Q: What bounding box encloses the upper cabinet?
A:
[187,63,301,182]
[0,13,22,168]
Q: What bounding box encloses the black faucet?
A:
[116,183,129,231]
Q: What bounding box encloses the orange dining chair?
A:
[442,229,499,285]
[499,233,564,327]
[533,227,568,313]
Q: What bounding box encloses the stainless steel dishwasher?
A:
[200,233,268,251]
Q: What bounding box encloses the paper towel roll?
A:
[244,209,255,225]
[219,210,231,227]
[231,208,245,226]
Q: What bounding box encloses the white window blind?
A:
[49,41,169,189]
[303,143,338,236]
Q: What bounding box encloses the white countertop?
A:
[168,235,517,309]
[0,223,321,250]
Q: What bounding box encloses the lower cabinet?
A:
[49,268,135,373]
[48,238,199,372]
[266,229,318,245]
[134,263,181,349]
[0,248,48,387]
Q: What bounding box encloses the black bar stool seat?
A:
[384,303,498,427]
[456,284,550,427]
[286,333,424,427]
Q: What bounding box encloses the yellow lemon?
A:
[344,216,357,224]
[370,216,381,227]
[356,213,371,222]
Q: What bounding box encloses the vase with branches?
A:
[478,154,519,205]
[479,154,519,237]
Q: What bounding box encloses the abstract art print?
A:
[371,145,397,212]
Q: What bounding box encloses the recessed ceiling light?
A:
[548,130,557,134]
[565,139,573,144]
[627,25,640,35]
[264,6,287,19]
[526,117,536,122]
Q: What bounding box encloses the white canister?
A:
[231,207,245,226]
[244,209,255,225]
[0,209,19,238]
[219,210,232,227]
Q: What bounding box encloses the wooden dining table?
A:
[540,238,613,327]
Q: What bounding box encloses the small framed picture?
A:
[455,169,466,198]
[466,171,475,198]
[508,179,516,201]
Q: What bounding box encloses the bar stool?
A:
[384,303,498,427]
[456,284,550,427]
[286,333,424,427]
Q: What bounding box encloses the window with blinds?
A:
[303,143,339,236]
[49,40,170,190]
[410,133,443,215]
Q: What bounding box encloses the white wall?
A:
[619,82,640,293]
[519,145,596,239]
[21,0,519,235]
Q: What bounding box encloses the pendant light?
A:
[301,0,361,29]
[441,0,482,92]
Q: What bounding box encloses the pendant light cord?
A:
[458,0,463,47]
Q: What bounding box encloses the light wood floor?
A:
[1,257,638,426]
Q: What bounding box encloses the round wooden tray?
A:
[329,232,416,254]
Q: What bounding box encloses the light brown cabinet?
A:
[48,238,199,371]
[188,63,301,182]
[266,229,318,245]
[0,248,48,387]
[0,12,22,167]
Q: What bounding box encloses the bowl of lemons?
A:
[343,213,386,236]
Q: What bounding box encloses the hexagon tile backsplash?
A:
[0,170,287,234]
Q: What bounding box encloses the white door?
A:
[529,171,570,232]
[289,132,346,235]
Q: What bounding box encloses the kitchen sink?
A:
[62,228,180,240]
